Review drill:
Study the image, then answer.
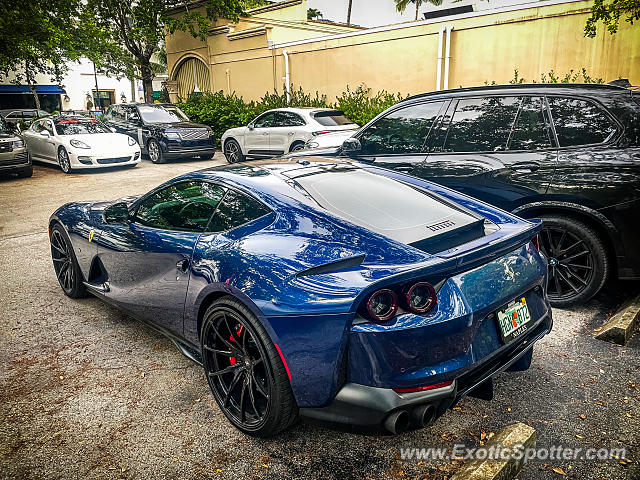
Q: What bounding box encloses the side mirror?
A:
[129,115,141,125]
[103,202,130,224]
[342,137,362,154]
[248,122,254,130]
[40,130,50,138]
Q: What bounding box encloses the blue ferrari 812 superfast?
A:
[49,157,552,436]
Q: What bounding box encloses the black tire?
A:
[58,147,72,173]
[50,224,87,299]
[201,297,298,437]
[224,139,245,164]
[17,164,33,178]
[537,215,609,308]
[289,141,305,152]
[147,139,165,164]
[506,347,533,372]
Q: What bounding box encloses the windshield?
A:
[138,105,188,123]
[54,120,111,135]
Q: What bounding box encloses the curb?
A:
[451,422,536,480]
[596,293,640,346]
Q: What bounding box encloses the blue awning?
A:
[0,84,66,94]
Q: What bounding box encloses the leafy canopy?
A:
[584,0,640,37]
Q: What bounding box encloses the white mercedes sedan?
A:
[22,115,141,173]
[221,108,358,163]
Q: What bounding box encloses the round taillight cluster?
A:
[366,289,398,322]
[403,282,437,314]
[364,282,437,322]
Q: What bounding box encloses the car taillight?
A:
[312,130,331,136]
[531,234,540,252]
[403,282,437,314]
[393,380,453,394]
[366,289,398,322]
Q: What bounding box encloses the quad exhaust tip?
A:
[384,404,437,434]
[384,410,410,434]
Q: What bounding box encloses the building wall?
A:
[165,0,640,103]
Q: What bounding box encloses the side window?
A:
[548,97,617,147]
[42,121,54,135]
[135,181,227,232]
[254,113,276,128]
[508,97,553,151]
[31,120,44,133]
[358,101,445,155]
[278,112,306,127]
[441,97,520,153]
[208,189,271,232]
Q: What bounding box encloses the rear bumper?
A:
[300,310,552,429]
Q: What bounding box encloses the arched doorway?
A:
[173,57,211,100]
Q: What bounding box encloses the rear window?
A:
[312,110,355,126]
[55,120,111,135]
[548,97,618,146]
[289,166,480,245]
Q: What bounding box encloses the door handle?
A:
[510,162,540,172]
[176,259,189,272]
[288,132,294,135]
[261,132,269,136]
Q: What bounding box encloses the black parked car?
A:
[102,103,216,163]
[305,84,640,307]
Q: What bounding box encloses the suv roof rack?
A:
[405,83,628,102]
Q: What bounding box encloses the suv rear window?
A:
[548,97,618,146]
[312,111,355,126]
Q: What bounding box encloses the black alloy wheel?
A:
[50,226,87,298]
[538,215,608,308]
[201,297,297,437]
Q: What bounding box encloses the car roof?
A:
[403,82,630,102]
[263,107,339,115]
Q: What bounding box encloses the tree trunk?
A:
[24,61,41,110]
[347,0,353,25]
[140,62,154,103]
[28,84,41,110]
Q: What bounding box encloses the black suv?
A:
[102,103,216,163]
[309,84,640,307]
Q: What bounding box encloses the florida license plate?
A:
[496,297,532,344]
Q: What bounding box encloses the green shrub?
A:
[336,85,407,126]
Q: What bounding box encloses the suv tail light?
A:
[531,234,540,252]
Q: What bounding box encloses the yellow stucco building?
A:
[164,0,639,103]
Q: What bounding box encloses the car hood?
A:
[64,133,136,150]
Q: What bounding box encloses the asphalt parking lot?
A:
[1,157,639,480]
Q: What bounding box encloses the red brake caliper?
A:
[228,325,244,366]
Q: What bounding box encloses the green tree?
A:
[0,0,84,109]
[394,0,442,20]
[307,8,323,20]
[82,0,255,103]
[584,0,640,37]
